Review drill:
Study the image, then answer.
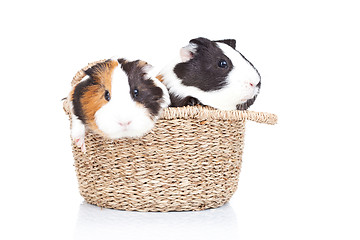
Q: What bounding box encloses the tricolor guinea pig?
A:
[157,37,261,110]
[68,58,170,152]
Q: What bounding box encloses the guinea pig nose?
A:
[119,121,132,127]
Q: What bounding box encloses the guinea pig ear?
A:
[180,43,197,62]
[137,60,150,69]
[117,58,128,65]
[189,37,212,47]
[137,60,154,77]
[215,39,237,49]
[84,63,100,77]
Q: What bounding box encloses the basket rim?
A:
[161,106,277,124]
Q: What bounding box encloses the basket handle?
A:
[62,98,71,116]
[240,110,278,125]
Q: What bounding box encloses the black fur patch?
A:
[174,37,233,92]
[72,77,95,123]
[119,59,164,117]
[215,39,236,49]
[169,94,202,107]
[236,95,258,110]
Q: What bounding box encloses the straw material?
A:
[63,60,277,212]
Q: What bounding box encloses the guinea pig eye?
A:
[104,90,111,101]
[133,89,139,98]
[218,59,228,68]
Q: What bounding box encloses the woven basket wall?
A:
[63,60,277,212]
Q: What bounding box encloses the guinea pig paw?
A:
[74,136,86,153]
[71,116,86,152]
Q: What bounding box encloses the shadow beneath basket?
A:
[74,201,240,240]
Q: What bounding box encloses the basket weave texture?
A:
[63,60,277,212]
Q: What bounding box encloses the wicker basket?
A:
[63,61,277,212]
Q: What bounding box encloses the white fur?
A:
[69,102,86,152]
[78,76,89,83]
[146,66,171,109]
[159,42,260,110]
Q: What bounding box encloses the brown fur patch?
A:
[156,74,165,82]
[81,60,118,133]
[87,60,118,87]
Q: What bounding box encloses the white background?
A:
[1,0,359,239]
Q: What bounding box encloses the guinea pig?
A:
[157,37,261,110]
[68,58,170,152]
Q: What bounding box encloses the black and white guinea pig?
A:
[68,58,170,152]
[157,37,261,110]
